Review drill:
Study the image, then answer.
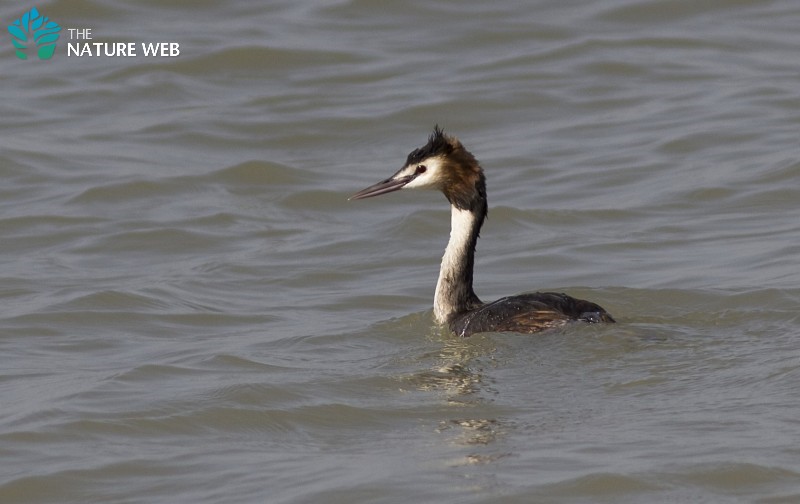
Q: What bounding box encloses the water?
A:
[2,0,800,502]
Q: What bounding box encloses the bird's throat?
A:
[433,206,483,323]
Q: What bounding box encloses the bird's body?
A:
[350,126,614,337]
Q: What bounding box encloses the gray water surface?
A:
[2,1,800,502]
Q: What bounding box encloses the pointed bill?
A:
[348,175,413,200]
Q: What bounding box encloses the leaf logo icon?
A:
[8,7,61,60]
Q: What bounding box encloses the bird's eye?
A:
[416,165,427,174]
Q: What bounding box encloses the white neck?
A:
[433,206,481,323]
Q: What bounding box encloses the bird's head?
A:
[349,126,485,211]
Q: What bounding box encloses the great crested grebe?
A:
[349,126,615,337]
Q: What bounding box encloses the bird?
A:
[349,126,615,337]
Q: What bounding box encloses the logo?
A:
[8,7,61,60]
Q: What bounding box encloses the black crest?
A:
[405,125,453,166]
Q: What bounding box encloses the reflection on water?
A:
[407,331,496,399]
[403,331,515,462]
